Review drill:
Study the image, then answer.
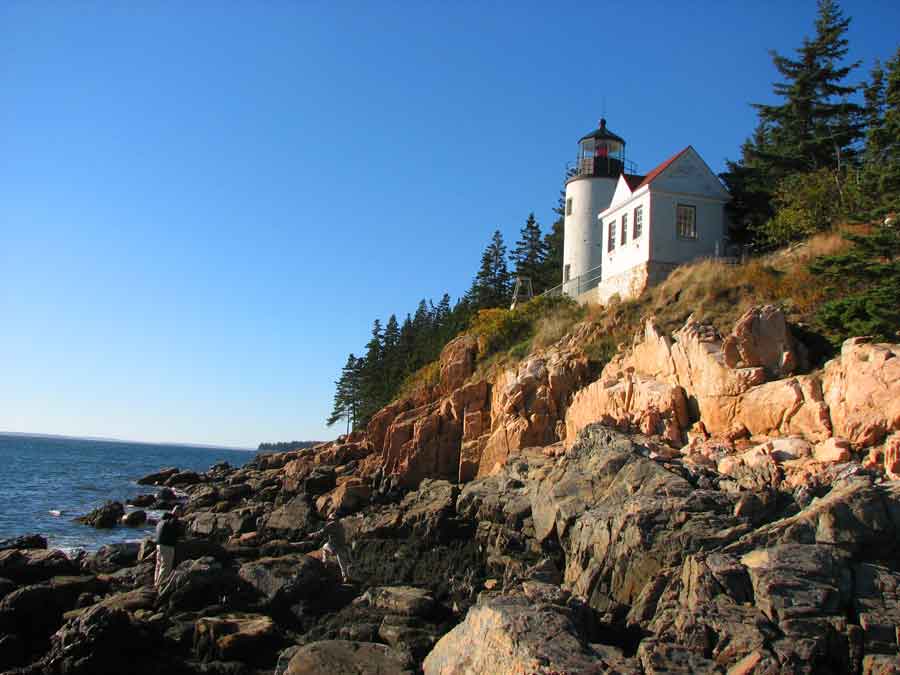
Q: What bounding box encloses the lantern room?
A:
[576,118,626,179]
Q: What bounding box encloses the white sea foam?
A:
[49,509,62,517]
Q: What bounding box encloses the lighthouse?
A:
[562,118,627,296]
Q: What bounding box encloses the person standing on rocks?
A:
[154,510,180,587]
[307,515,351,583]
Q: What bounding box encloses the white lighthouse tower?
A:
[562,119,627,297]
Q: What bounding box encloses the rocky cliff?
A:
[3,304,900,674]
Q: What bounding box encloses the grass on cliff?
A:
[395,226,887,401]
[394,295,586,399]
[580,227,865,366]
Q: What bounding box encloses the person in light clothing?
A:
[307,515,351,583]
[154,511,180,587]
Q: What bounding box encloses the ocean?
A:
[0,433,256,552]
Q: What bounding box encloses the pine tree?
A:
[356,319,385,426]
[861,48,900,215]
[537,167,574,289]
[725,0,865,247]
[510,213,548,291]
[326,353,363,433]
[721,123,779,242]
[753,0,862,173]
[382,314,402,392]
[466,230,512,309]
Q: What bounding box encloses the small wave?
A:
[49,510,63,517]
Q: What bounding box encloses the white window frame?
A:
[621,213,628,245]
[608,219,616,252]
[633,205,643,239]
[566,198,573,216]
[676,204,697,239]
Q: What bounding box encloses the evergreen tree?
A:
[466,230,512,309]
[537,167,574,288]
[810,226,900,344]
[753,0,862,174]
[382,314,402,392]
[724,0,864,246]
[510,213,548,290]
[721,123,779,242]
[326,353,363,433]
[861,48,900,215]
[356,319,385,425]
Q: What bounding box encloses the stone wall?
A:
[595,261,677,304]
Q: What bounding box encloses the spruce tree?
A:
[537,167,574,289]
[753,0,862,173]
[357,319,385,425]
[327,353,363,433]
[861,48,900,215]
[510,213,548,290]
[466,230,512,309]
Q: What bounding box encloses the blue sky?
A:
[2,2,898,448]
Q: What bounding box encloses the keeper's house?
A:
[561,119,730,303]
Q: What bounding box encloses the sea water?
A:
[0,433,256,552]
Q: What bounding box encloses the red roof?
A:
[622,173,645,190]
[635,146,692,190]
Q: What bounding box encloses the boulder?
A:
[0,583,66,638]
[565,371,689,448]
[423,595,636,675]
[305,467,337,496]
[157,556,231,611]
[76,501,125,528]
[190,506,260,540]
[127,494,156,508]
[475,345,589,477]
[194,613,282,665]
[83,543,141,573]
[399,479,458,539]
[316,478,371,519]
[722,304,806,377]
[884,432,900,480]
[0,548,77,584]
[122,510,147,527]
[137,467,179,485]
[0,534,47,552]
[286,640,415,675]
[358,586,435,617]
[823,339,900,448]
[261,495,315,538]
[165,470,202,487]
[814,437,852,463]
[238,554,331,615]
[530,426,749,614]
[39,604,154,674]
[156,486,178,503]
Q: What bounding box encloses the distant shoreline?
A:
[0,430,255,452]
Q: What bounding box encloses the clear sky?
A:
[2,2,897,448]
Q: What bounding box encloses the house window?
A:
[676,204,697,239]
[564,264,570,282]
[608,219,616,252]
[566,198,573,216]
[621,213,628,245]
[633,205,643,238]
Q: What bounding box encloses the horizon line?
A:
[0,429,257,452]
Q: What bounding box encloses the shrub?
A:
[754,168,863,249]
[468,295,582,358]
[395,360,440,400]
[810,226,900,345]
